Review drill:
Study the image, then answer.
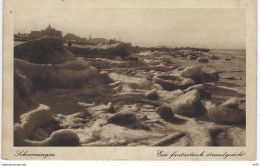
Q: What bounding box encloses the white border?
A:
[0,0,258,165]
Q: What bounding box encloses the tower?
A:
[47,24,51,30]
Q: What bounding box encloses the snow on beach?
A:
[14,38,245,146]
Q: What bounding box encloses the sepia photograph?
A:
[13,8,246,147]
[2,0,257,161]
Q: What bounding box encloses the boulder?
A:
[180,66,205,83]
[221,98,239,109]
[45,129,80,146]
[153,75,195,91]
[145,90,159,100]
[14,58,110,89]
[204,71,219,82]
[180,66,219,84]
[183,84,211,99]
[155,106,174,121]
[14,37,76,64]
[207,98,245,124]
[108,110,136,124]
[187,55,197,60]
[197,57,209,63]
[171,90,206,116]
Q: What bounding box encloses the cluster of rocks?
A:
[13,38,245,146]
[14,38,113,117]
[67,40,134,59]
[177,50,220,63]
[141,65,244,125]
[150,66,219,93]
[105,64,245,127]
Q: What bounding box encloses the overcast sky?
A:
[14,8,245,49]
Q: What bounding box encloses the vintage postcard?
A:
[2,0,257,161]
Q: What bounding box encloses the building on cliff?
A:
[64,33,106,45]
[63,33,87,45]
[14,25,106,45]
[29,25,62,39]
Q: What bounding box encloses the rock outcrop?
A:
[207,98,245,124]
[171,90,206,116]
[180,66,205,83]
[155,106,174,121]
[108,110,136,124]
[180,66,219,83]
[14,37,76,64]
[153,75,195,91]
[14,58,111,89]
[145,90,159,100]
[67,41,134,59]
[45,129,80,146]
